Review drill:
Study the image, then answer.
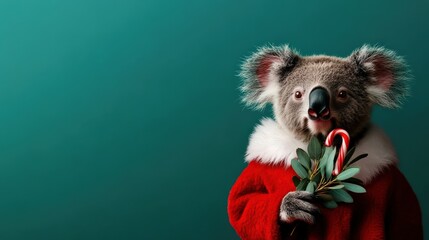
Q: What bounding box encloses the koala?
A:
[228,45,423,240]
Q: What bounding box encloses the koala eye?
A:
[294,91,303,99]
[338,90,348,99]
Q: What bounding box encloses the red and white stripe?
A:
[324,129,350,175]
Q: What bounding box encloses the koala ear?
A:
[239,45,299,109]
[349,45,410,108]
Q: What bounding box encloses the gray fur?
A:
[276,56,373,141]
[280,191,319,224]
[239,44,299,109]
[348,45,410,108]
[239,44,410,142]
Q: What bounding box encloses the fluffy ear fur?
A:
[349,45,410,108]
[239,45,299,109]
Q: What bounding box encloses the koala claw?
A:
[279,191,319,224]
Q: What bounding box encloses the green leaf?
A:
[319,146,335,170]
[296,178,309,191]
[292,176,300,187]
[337,168,360,181]
[316,193,334,201]
[322,200,338,209]
[308,136,322,160]
[325,147,336,179]
[306,181,316,193]
[330,189,353,203]
[343,146,356,167]
[347,153,368,167]
[312,172,321,184]
[328,184,344,189]
[342,182,366,193]
[291,159,308,178]
[296,148,311,170]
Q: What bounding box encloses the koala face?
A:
[240,45,409,142]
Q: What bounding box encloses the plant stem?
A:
[290,224,298,236]
[316,177,337,192]
[309,161,319,180]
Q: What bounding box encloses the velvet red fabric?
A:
[228,161,423,240]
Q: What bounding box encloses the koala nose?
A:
[308,87,330,120]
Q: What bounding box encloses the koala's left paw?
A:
[279,191,319,224]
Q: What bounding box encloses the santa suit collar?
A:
[245,118,398,184]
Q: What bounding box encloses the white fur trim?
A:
[245,118,307,166]
[245,118,397,184]
[351,126,398,183]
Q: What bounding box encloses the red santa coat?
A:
[228,119,423,240]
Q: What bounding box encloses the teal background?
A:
[0,0,427,239]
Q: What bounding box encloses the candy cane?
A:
[324,129,350,175]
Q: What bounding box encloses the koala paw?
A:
[279,191,319,224]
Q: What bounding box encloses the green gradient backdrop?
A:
[0,0,427,239]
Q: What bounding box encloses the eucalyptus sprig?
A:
[291,136,368,208]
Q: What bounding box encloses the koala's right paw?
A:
[279,191,319,224]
